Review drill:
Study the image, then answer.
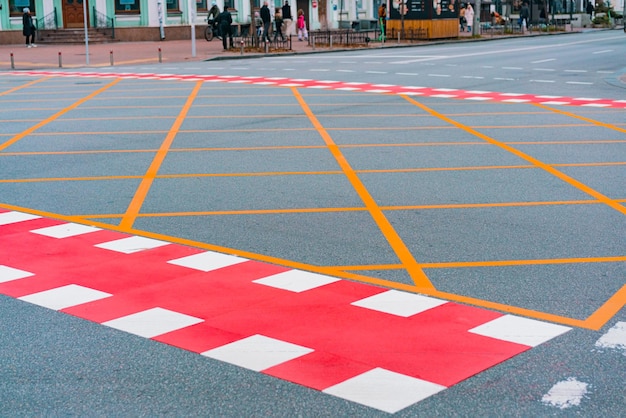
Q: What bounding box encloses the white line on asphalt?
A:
[494,77,515,81]
[310,69,331,72]
[396,73,419,76]
[502,67,523,70]
[428,74,451,77]
[366,71,387,74]
[564,70,587,73]
[592,50,613,54]
[531,58,556,63]
[337,70,356,72]
[461,76,484,79]
[596,70,614,74]
[530,80,556,83]
[533,68,555,71]
[566,81,593,85]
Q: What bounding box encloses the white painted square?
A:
[253,270,340,293]
[351,290,447,317]
[31,223,101,238]
[202,334,313,371]
[595,321,626,352]
[167,251,247,272]
[94,236,170,254]
[323,367,446,414]
[0,265,35,283]
[18,284,111,310]
[469,314,571,347]
[0,211,41,225]
[102,307,203,338]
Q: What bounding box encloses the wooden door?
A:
[63,0,89,28]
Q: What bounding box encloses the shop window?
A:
[9,0,36,17]
[115,0,141,14]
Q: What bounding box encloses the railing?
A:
[309,30,377,47]
[92,6,115,39]
[35,7,58,40]
[236,35,292,51]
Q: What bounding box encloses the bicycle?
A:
[205,19,220,41]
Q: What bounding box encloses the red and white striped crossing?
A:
[3,70,626,109]
[0,209,571,413]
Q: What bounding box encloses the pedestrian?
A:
[520,2,530,29]
[465,3,474,33]
[459,4,467,31]
[296,8,308,41]
[378,3,386,39]
[586,1,594,18]
[282,1,294,37]
[218,6,233,51]
[22,8,37,48]
[260,1,272,42]
[274,7,285,41]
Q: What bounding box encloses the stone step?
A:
[38,29,116,44]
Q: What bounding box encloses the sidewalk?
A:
[0,37,343,70]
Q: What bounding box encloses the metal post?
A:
[330,34,333,49]
[158,47,162,63]
[10,52,14,69]
[110,50,114,66]
[264,40,269,53]
[83,0,90,65]
[58,51,62,68]
[240,40,245,55]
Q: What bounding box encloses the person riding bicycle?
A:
[208,1,221,39]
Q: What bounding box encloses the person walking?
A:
[378,3,387,41]
[296,9,308,41]
[282,1,294,37]
[586,1,594,18]
[459,4,467,32]
[520,2,530,29]
[260,1,272,42]
[274,7,285,41]
[464,3,474,33]
[22,8,36,48]
[218,7,233,51]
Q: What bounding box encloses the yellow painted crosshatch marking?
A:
[1,76,624,331]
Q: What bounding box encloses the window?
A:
[167,0,181,12]
[197,0,208,12]
[115,0,141,14]
[9,0,36,17]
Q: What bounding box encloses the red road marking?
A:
[0,207,570,411]
[2,70,625,108]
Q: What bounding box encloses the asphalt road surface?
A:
[1,30,625,416]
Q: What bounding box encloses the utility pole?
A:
[473,0,481,36]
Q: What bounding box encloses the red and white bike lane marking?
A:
[3,70,626,109]
[0,210,571,413]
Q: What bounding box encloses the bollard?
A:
[10,52,14,69]
[110,50,114,66]
[398,33,400,44]
[264,40,269,54]
[329,35,333,49]
[58,51,62,68]
[240,40,245,55]
[158,47,162,63]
